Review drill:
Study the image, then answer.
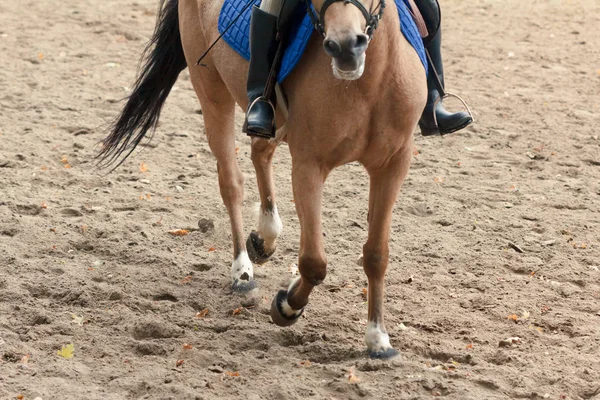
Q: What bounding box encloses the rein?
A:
[303,0,386,40]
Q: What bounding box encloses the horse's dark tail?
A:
[97,0,187,168]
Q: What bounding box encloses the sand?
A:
[0,0,599,399]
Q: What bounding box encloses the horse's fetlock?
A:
[298,254,327,286]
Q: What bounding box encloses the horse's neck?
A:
[360,4,406,88]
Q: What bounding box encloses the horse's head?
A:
[307,0,385,80]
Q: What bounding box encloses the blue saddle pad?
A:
[218,0,427,82]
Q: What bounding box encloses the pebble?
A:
[140,179,151,184]
[197,218,214,233]
[176,185,184,193]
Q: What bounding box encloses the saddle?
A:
[217,0,428,82]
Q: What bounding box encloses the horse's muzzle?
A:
[324,33,369,80]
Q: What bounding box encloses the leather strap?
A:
[406,0,428,38]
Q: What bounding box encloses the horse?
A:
[98,0,427,358]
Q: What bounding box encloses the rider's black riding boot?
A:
[243,1,300,138]
[419,29,473,136]
[243,7,280,138]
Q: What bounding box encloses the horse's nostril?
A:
[355,34,368,50]
[323,38,342,57]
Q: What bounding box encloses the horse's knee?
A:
[250,139,275,167]
[362,243,389,279]
[298,254,327,286]
[217,162,244,203]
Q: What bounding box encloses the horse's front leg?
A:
[270,162,328,326]
[247,138,283,263]
[363,144,413,359]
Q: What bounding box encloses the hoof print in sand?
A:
[131,321,183,340]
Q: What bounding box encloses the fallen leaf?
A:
[235,147,240,154]
[20,354,30,364]
[180,276,193,285]
[225,371,240,377]
[195,308,209,319]
[466,343,473,350]
[348,367,360,383]
[71,314,85,326]
[64,164,72,169]
[17,395,24,400]
[41,202,48,209]
[232,307,243,316]
[361,288,368,300]
[176,359,185,367]
[299,360,311,367]
[208,247,216,252]
[508,314,519,322]
[41,166,48,171]
[413,148,420,156]
[139,162,149,173]
[183,343,193,350]
[521,310,530,320]
[57,343,75,359]
[433,176,445,184]
[168,229,190,237]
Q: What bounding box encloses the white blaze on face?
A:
[365,322,392,353]
[258,204,283,253]
[231,251,253,282]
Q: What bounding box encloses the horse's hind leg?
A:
[363,144,413,359]
[188,67,256,292]
[247,138,283,263]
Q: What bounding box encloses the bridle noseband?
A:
[303,0,386,40]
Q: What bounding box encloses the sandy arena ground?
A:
[1,0,599,399]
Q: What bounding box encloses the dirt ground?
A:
[1,0,599,399]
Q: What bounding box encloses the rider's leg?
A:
[414,0,473,136]
[243,0,301,139]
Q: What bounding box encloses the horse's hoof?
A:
[270,290,303,327]
[246,231,275,264]
[232,278,259,293]
[367,348,401,360]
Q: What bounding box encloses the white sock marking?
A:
[280,276,302,318]
[365,322,392,353]
[231,251,253,282]
[258,204,282,251]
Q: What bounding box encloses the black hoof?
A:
[246,231,275,264]
[232,278,259,293]
[367,348,401,360]
[270,290,303,327]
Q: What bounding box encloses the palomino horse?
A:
[99,0,426,358]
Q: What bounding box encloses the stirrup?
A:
[432,91,474,132]
[245,96,277,139]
